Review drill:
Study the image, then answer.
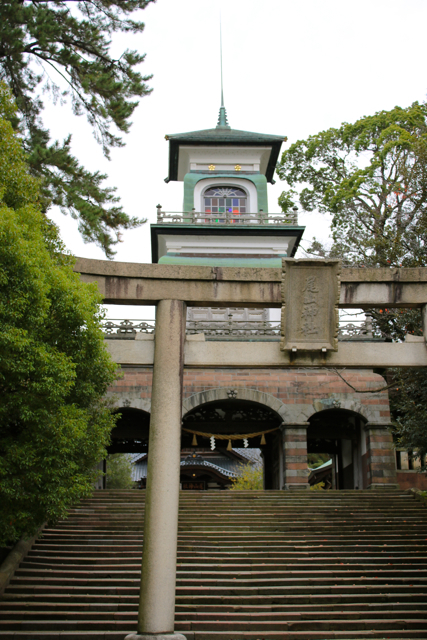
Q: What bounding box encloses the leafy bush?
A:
[229,462,263,490]
[310,482,325,491]
[106,454,134,490]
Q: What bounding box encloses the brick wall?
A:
[397,471,427,491]
[109,367,390,423]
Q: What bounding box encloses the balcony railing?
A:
[102,315,383,341]
[156,205,298,226]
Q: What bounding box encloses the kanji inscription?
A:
[301,276,320,336]
[280,259,341,352]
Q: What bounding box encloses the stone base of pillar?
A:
[367,483,400,490]
[125,634,187,640]
[284,483,310,490]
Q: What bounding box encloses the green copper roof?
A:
[165,125,285,144]
[165,113,286,184]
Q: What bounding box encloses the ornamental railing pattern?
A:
[156,205,298,226]
[102,315,382,341]
[103,319,155,337]
[186,319,280,337]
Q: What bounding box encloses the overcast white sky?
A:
[43,0,427,318]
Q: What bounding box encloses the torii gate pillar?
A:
[125,299,187,640]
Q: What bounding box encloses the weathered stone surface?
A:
[74,258,427,307]
[281,258,341,352]
[137,300,186,634]
[106,339,427,368]
[125,635,187,640]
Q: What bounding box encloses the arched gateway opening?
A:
[307,408,367,490]
[94,407,150,489]
[181,398,283,490]
[96,399,283,490]
[109,407,150,454]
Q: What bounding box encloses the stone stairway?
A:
[1,490,427,639]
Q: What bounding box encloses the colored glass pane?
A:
[203,185,247,215]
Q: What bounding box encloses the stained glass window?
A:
[203,187,247,215]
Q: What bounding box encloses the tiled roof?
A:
[166,127,285,143]
[180,458,237,478]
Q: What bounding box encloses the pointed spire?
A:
[217,105,230,128]
[220,17,224,108]
[216,16,230,129]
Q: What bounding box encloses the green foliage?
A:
[277,102,427,462]
[310,482,325,491]
[106,454,134,490]
[0,84,118,545]
[277,102,427,267]
[389,367,427,468]
[229,462,263,491]
[308,453,330,469]
[0,1,153,257]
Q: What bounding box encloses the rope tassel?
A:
[260,433,266,445]
[191,433,198,446]
[227,439,232,451]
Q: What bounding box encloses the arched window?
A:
[203,186,247,214]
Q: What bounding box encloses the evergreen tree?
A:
[0,83,118,545]
[0,0,154,257]
[277,102,427,268]
[277,103,427,465]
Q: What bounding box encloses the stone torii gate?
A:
[76,257,427,640]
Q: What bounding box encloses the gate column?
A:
[281,422,310,490]
[126,299,187,640]
[364,422,399,490]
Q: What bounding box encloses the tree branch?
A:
[329,368,398,393]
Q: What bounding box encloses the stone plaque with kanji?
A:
[280,259,341,352]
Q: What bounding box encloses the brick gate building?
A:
[98,103,415,492]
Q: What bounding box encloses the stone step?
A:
[20,559,427,570]
[7,583,427,596]
[1,618,427,632]
[4,591,427,605]
[2,490,426,640]
[2,601,427,614]
[2,608,427,622]
[0,632,426,640]
[13,566,427,580]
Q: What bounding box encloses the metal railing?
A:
[156,205,298,226]
[187,319,280,337]
[103,319,155,338]
[102,314,383,341]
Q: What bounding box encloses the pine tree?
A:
[0,1,154,257]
